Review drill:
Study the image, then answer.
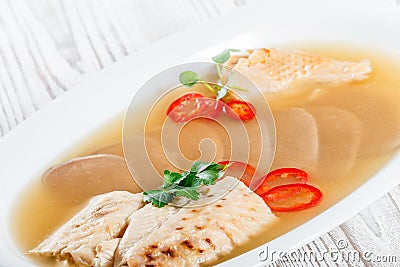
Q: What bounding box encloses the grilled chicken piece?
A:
[118,177,277,267]
[29,191,144,267]
[94,239,121,267]
[227,48,371,92]
[114,204,178,266]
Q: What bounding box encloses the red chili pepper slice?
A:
[218,160,257,187]
[255,168,309,195]
[261,183,323,212]
[167,93,222,123]
[225,100,256,121]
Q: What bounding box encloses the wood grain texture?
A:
[0,0,399,266]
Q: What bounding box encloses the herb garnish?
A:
[179,49,247,100]
[212,49,240,64]
[179,71,200,87]
[143,161,230,207]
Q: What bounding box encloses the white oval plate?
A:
[1,0,400,266]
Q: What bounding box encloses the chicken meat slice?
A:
[29,191,145,267]
[94,239,121,267]
[114,204,178,266]
[227,48,371,92]
[118,177,277,267]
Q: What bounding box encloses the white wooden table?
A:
[1,0,399,266]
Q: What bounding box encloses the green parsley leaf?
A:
[212,49,240,64]
[175,186,200,201]
[179,71,200,87]
[178,172,202,188]
[143,190,175,208]
[197,163,226,185]
[197,170,220,185]
[143,161,227,208]
[163,170,183,188]
[190,161,213,173]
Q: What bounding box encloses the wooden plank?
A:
[0,0,248,134]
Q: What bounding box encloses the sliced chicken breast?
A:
[114,204,178,266]
[227,48,371,92]
[30,178,276,267]
[95,239,121,267]
[29,191,144,267]
[119,177,277,267]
